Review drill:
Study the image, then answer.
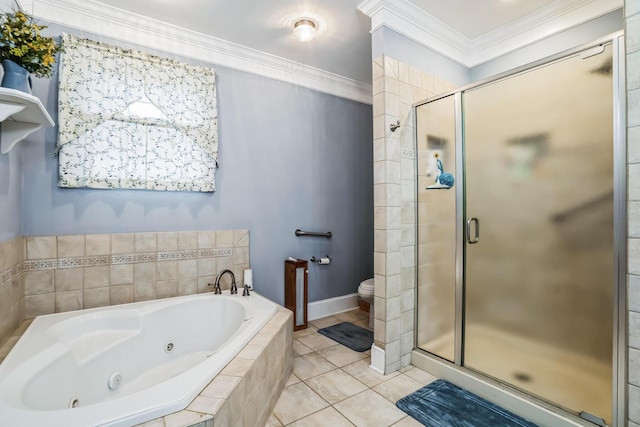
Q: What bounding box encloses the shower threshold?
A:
[417,325,611,426]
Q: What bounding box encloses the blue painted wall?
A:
[0,146,22,241]
[13,26,374,305]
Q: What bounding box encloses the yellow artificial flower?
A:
[0,10,62,77]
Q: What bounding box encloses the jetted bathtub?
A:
[0,291,278,426]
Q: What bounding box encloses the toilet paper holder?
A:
[310,255,331,265]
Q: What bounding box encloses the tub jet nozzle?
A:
[108,372,122,390]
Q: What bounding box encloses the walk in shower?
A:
[413,34,626,427]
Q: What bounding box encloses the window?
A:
[57,34,218,192]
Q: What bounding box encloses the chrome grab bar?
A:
[466,218,479,244]
[295,229,332,239]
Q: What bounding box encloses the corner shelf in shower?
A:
[0,88,55,154]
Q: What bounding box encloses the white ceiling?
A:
[407,0,559,39]
[78,0,373,85]
[24,0,622,86]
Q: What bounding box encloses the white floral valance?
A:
[57,33,218,192]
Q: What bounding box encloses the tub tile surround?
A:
[0,237,25,349]
[23,230,249,318]
[137,307,292,427]
[373,54,457,373]
[0,319,30,364]
[629,0,640,424]
[0,230,249,348]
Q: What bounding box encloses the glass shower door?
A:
[415,95,458,362]
[463,44,614,424]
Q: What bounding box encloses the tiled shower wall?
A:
[0,237,25,349]
[372,54,456,373]
[0,230,249,346]
[627,0,640,424]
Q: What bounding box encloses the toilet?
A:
[358,278,375,329]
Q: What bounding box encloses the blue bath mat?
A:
[318,322,373,352]
[396,379,538,427]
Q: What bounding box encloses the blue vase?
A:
[1,59,32,94]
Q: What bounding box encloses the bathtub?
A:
[0,291,278,427]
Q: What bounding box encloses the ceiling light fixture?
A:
[294,19,317,42]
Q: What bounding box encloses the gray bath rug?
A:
[396,379,539,427]
[318,322,373,352]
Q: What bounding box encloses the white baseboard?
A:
[307,293,360,321]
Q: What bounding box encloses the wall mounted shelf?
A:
[0,88,55,154]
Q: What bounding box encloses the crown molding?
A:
[19,0,372,105]
[358,0,470,63]
[358,0,622,67]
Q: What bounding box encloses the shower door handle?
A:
[467,218,479,244]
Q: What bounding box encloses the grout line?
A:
[278,322,430,427]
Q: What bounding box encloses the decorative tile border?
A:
[200,248,233,258]
[0,264,25,286]
[19,249,235,271]
[23,259,58,271]
[58,256,111,269]
[111,253,158,265]
[156,250,193,262]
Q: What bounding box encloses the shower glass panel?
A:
[463,44,613,423]
[415,95,457,362]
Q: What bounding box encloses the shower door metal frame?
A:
[453,91,464,367]
[611,33,627,427]
[412,31,627,427]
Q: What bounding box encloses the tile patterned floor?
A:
[267,309,438,427]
